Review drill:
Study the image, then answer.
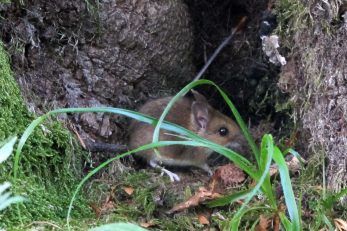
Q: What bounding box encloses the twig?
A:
[193,16,248,81]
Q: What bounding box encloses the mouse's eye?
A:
[218,127,229,136]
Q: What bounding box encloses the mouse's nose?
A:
[226,133,248,154]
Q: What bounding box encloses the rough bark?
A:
[0,0,195,143]
[278,0,347,197]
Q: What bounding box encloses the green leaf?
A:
[273,146,301,230]
[322,188,347,210]
[89,223,147,231]
[206,189,251,207]
[0,182,26,211]
[0,136,17,163]
[322,214,334,230]
[230,134,274,230]
[259,135,276,207]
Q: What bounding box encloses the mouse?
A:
[129,90,243,182]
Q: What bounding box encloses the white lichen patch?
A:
[261,35,287,66]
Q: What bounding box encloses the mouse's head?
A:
[190,90,243,150]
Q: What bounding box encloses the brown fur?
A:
[129,92,242,172]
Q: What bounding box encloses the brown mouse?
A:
[129,90,242,181]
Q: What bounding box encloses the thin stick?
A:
[193,16,247,81]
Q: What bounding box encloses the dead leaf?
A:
[334,218,347,231]
[123,186,135,195]
[166,187,222,214]
[140,221,155,228]
[209,163,245,194]
[89,194,116,218]
[269,155,306,177]
[89,202,102,218]
[255,215,271,231]
[198,214,210,225]
[273,212,280,231]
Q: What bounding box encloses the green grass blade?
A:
[206,189,252,207]
[322,188,347,210]
[259,135,276,207]
[230,134,274,231]
[229,206,273,230]
[204,142,257,179]
[14,115,48,182]
[322,214,334,230]
[212,84,260,164]
[279,212,293,230]
[0,136,17,163]
[273,146,301,230]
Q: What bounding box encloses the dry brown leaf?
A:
[255,215,271,231]
[89,202,102,218]
[166,187,222,214]
[198,214,210,225]
[140,221,155,228]
[273,213,280,231]
[123,186,135,195]
[89,194,116,218]
[334,218,347,231]
[209,163,245,193]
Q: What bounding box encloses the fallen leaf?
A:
[209,163,245,194]
[198,214,210,225]
[89,194,116,218]
[273,212,280,231]
[255,215,271,231]
[166,187,222,214]
[123,186,135,196]
[140,221,155,228]
[334,218,347,231]
[89,202,102,218]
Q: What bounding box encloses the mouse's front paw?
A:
[161,168,180,182]
[201,163,213,176]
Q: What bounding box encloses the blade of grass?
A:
[259,135,276,207]
[14,116,48,182]
[206,189,252,208]
[279,212,293,230]
[229,206,273,230]
[230,134,274,231]
[0,136,17,163]
[273,146,301,230]
[322,214,334,230]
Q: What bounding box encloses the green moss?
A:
[0,42,91,228]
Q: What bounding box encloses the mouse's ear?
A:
[192,101,209,130]
[191,89,207,103]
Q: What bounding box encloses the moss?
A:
[0,42,92,228]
